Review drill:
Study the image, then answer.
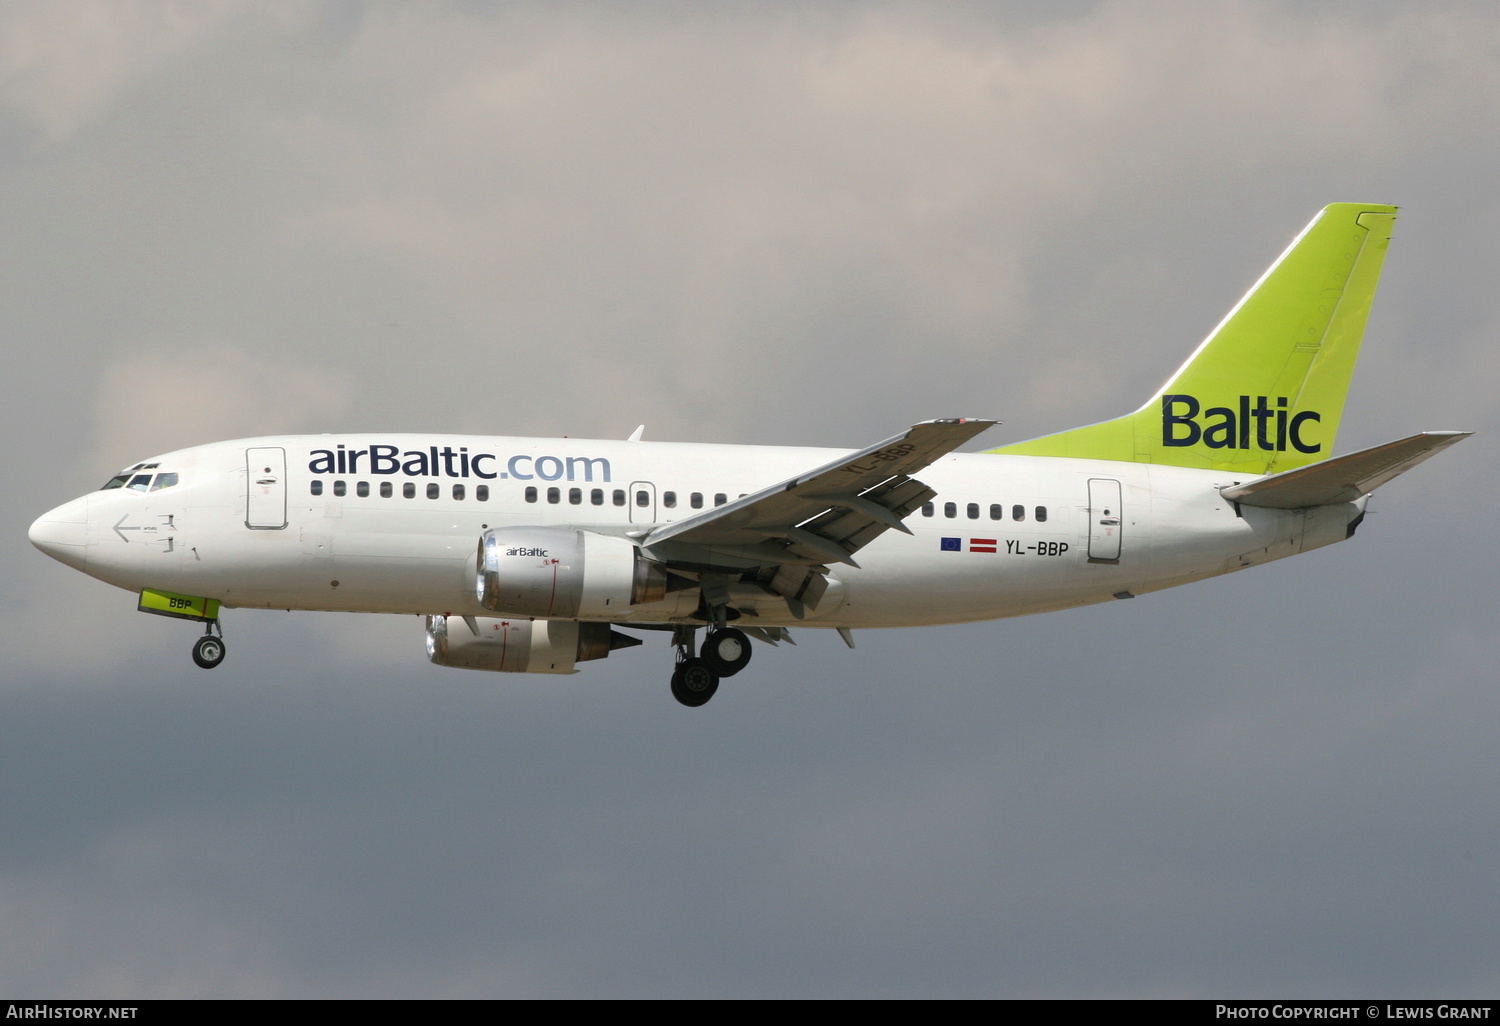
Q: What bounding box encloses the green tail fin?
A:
[989,203,1397,473]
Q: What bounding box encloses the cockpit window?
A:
[127,474,153,492]
[149,473,179,491]
[99,462,161,491]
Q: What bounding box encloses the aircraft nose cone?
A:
[29,496,90,570]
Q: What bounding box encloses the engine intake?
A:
[476,527,669,618]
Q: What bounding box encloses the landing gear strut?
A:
[669,626,719,707]
[192,620,226,669]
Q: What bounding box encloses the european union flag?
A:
[940,537,961,551]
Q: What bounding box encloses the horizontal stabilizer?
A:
[1221,431,1470,509]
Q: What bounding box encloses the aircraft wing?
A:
[1221,431,1470,509]
[641,418,996,578]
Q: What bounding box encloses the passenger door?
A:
[245,447,287,529]
[1087,478,1122,563]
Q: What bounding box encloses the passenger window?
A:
[453,484,465,500]
[357,481,369,498]
[311,480,323,496]
[591,488,603,506]
[922,502,934,517]
[690,492,703,509]
[714,493,727,507]
[967,502,979,520]
[150,473,178,491]
[526,486,538,503]
[476,485,489,502]
[333,480,346,497]
[1012,504,1025,522]
[403,482,416,499]
[990,504,1003,520]
[1036,506,1048,523]
[663,491,677,509]
[613,489,626,507]
[568,487,582,505]
[380,482,393,498]
[944,502,957,518]
[127,474,152,492]
[547,487,560,504]
[635,490,649,507]
[426,483,439,499]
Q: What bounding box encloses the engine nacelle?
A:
[425,615,641,674]
[476,527,670,618]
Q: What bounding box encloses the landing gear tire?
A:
[192,634,226,669]
[670,657,719,707]
[702,627,752,677]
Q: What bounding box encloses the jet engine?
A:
[425,614,641,674]
[475,526,678,618]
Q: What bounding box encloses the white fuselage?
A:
[34,433,1363,631]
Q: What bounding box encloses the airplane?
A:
[28,203,1469,707]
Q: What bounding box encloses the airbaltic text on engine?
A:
[307,444,611,481]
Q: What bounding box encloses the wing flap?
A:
[643,418,996,568]
[1221,431,1470,509]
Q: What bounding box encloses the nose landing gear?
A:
[192,621,226,669]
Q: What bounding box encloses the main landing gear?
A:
[670,657,718,707]
[669,626,751,708]
[192,620,226,669]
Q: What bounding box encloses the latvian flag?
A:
[941,537,997,553]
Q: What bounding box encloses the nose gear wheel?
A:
[191,619,226,669]
[192,633,226,669]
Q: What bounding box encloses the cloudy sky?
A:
[3,0,1498,997]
